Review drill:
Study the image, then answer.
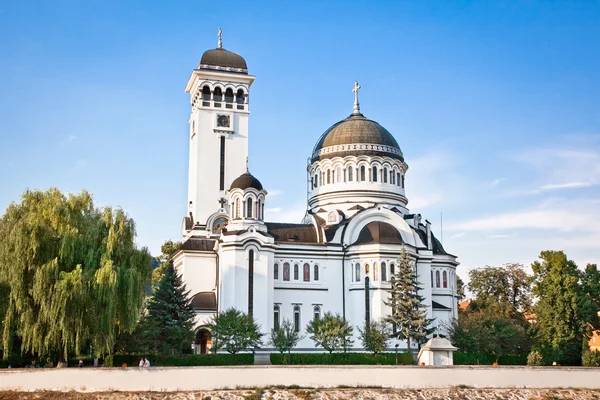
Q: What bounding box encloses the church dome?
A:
[311,113,403,163]
[230,172,263,191]
[199,48,248,74]
[354,221,404,245]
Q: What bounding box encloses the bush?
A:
[103,355,114,367]
[111,353,254,367]
[453,352,526,365]
[527,350,544,366]
[270,352,414,365]
[582,350,600,367]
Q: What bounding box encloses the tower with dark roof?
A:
[183,28,256,234]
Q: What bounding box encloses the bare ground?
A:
[1,388,600,400]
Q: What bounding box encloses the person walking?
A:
[138,358,144,368]
[144,357,150,368]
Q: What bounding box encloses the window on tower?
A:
[213,87,223,103]
[274,305,280,330]
[303,263,310,281]
[236,89,245,104]
[402,174,405,188]
[381,262,387,281]
[274,263,279,280]
[397,172,401,186]
[327,170,331,184]
[293,305,301,332]
[283,263,290,281]
[372,166,378,182]
[202,85,211,106]
[314,264,319,281]
[383,167,388,183]
[246,198,253,218]
[294,264,299,280]
[360,166,366,182]
[225,88,234,104]
[347,166,353,181]
[355,263,361,282]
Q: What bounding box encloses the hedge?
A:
[111,353,254,367]
[270,352,414,365]
[453,352,526,365]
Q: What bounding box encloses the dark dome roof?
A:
[311,113,403,163]
[191,292,217,311]
[199,48,248,74]
[230,172,263,191]
[354,221,404,245]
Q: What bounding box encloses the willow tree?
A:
[0,188,151,361]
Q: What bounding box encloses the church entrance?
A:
[195,328,211,355]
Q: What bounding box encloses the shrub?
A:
[111,353,254,367]
[527,350,544,366]
[582,350,600,367]
[104,355,114,367]
[270,352,413,365]
[453,352,526,365]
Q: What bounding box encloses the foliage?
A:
[527,350,544,366]
[531,250,585,365]
[455,275,466,303]
[141,261,195,355]
[447,311,529,362]
[151,240,182,286]
[358,319,391,354]
[580,264,600,329]
[269,318,303,362]
[453,352,526,365]
[207,308,263,354]
[384,249,432,352]
[582,350,600,367]
[111,353,254,366]
[468,263,531,316]
[0,188,152,361]
[270,352,414,365]
[305,312,353,353]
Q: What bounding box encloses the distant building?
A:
[173,31,459,354]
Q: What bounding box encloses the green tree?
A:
[456,275,466,303]
[531,250,585,365]
[358,319,391,354]
[208,308,263,354]
[580,264,600,329]
[468,263,531,316]
[269,318,302,363]
[305,312,353,353]
[0,188,151,361]
[151,240,182,286]
[447,311,528,362]
[384,249,432,353]
[143,261,195,355]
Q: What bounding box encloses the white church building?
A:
[173,31,459,355]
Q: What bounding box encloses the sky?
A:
[1,0,599,278]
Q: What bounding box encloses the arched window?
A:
[313,305,321,320]
[303,263,310,282]
[436,270,440,288]
[235,198,241,219]
[391,170,395,185]
[374,262,379,281]
[314,265,319,281]
[397,172,401,186]
[257,199,261,220]
[294,264,299,280]
[236,89,245,104]
[355,263,361,282]
[246,197,253,218]
[293,305,301,333]
[390,263,395,277]
[274,263,279,280]
[283,263,290,281]
[225,88,234,103]
[202,85,211,101]
[213,87,223,102]
[381,262,387,281]
[372,166,378,182]
[365,264,370,275]
[314,174,318,188]
[383,167,388,183]
[248,249,254,317]
[431,270,434,287]
[402,175,405,188]
[274,305,280,330]
[360,166,366,182]
[327,169,331,184]
[347,166,353,181]
[443,271,448,288]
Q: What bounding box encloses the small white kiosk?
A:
[417,337,458,366]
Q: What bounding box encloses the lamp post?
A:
[395,343,399,365]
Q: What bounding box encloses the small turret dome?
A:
[230,172,263,191]
[199,48,248,74]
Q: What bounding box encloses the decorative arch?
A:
[343,207,417,247]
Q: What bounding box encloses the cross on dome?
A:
[218,27,222,49]
[352,81,361,114]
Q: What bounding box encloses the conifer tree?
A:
[144,261,195,355]
[384,249,432,354]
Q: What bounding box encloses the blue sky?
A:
[1,1,599,277]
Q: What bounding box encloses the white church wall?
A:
[174,252,217,300]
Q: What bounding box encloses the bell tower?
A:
[184,29,256,234]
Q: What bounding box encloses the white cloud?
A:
[488,232,519,239]
[451,232,466,239]
[540,182,594,190]
[487,178,505,187]
[67,135,77,141]
[266,207,282,213]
